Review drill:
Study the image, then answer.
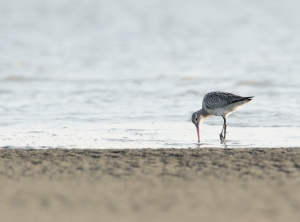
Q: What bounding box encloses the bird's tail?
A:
[233,96,254,105]
[244,96,254,101]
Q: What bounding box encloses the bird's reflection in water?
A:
[221,140,228,149]
[195,140,237,149]
[195,143,212,148]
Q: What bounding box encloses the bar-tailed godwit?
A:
[191,91,253,143]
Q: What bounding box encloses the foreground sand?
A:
[1,148,300,222]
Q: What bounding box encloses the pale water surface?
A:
[0,0,300,148]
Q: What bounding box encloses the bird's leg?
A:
[220,115,227,141]
[220,125,224,141]
[222,115,227,139]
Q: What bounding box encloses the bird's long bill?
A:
[196,125,200,143]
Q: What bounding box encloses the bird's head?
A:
[191,112,200,127]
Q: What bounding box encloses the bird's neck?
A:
[197,109,211,123]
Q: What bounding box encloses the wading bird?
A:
[191,91,253,143]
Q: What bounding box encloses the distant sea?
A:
[1,0,300,148]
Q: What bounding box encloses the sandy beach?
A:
[1,148,300,222]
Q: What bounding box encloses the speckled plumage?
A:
[203,91,252,110]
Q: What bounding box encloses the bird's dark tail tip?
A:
[244,96,254,101]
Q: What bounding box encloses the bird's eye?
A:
[195,117,198,121]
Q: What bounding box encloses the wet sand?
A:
[1,148,300,222]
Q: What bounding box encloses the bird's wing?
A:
[204,92,249,109]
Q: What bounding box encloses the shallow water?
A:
[0,0,300,148]
[1,123,300,149]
